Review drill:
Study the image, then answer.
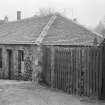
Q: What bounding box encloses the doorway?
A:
[7,49,13,80]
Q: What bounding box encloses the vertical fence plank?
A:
[62,50,64,91]
[78,48,80,95]
[73,48,75,94]
[65,49,67,92]
[71,48,73,94]
[70,48,72,94]
[80,47,82,96]
[85,48,88,96]
[99,47,102,97]
[63,49,65,90]
[58,48,60,89]
[50,46,55,88]
[89,48,92,96]
[94,48,97,96]
[76,48,79,95]
[76,48,78,95]
[74,48,76,95]
[66,49,69,93]
[89,47,92,96]
[55,48,57,88]
[84,47,87,96]
[86,48,88,96]
[82,48,86,96]
[58,47,60,89]
[69,49,72,93]
[97,48,100,97]
[93,48,96,96]
[61,49,63,90]
[96,48,98,97]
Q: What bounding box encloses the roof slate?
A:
[43,15,103,45]
[0,14,103,46]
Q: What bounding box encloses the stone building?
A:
[0,12,103,81]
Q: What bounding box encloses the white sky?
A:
[0,0,105,28]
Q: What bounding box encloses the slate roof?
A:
[0,15,52,44]
[0,14,103,46]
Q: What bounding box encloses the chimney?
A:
[93,37,98,46]
[73,18,77,22]
[4,16,8,23]
[17,11,21,21]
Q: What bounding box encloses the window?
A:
[18,50,24,73]
[21,51,24,61]
[18,50,24,61]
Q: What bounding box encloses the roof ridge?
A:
[34,15,57,45]
[0,17,35,25]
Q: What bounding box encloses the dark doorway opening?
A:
[7,49,13,80]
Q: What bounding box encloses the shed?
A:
[0,13,103,98]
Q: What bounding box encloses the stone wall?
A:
[0,44,41,80]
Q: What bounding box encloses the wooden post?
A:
[96,48,99,98]
[51,46,55,88]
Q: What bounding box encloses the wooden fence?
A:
[42,46,102,97]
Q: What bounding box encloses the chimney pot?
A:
[4,16,8,23]
[17,11,21,21]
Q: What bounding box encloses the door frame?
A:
[7,49,13,80]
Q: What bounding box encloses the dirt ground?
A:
[0,80,105,105]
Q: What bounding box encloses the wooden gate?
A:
[42,46,102,97]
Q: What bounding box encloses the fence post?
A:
[99,47,102,98]
[51,46,55,88]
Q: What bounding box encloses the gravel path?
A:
[0,80,105,105]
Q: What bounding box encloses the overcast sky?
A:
[0,0,105,28]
